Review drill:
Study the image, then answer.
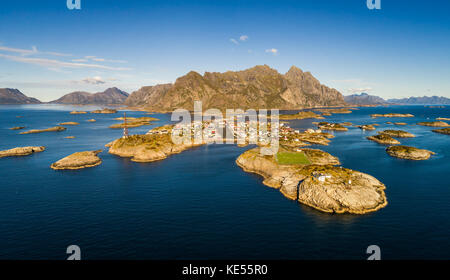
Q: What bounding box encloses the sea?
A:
[0,104,449,259]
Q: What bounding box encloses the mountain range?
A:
[387,96,450,105]
[50,87,129,104]
[344,93,387,105]
[124,65,346,111]
[0,88,42,104]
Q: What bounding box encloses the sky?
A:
[0,0,449,101]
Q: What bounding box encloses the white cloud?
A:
[265,48,279,55]
[239,35,249,41]
[0,45,72,57]
[348,87,373,93]
[81,76,106,85]
[0,45,38,55]
[0,54,131,71]
[230,38,239,45]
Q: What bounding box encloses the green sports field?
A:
[276,151,311,165]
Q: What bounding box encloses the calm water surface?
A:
[0,104,449,259]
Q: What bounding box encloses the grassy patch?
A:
[276,151,311,165]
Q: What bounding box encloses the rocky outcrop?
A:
[70,111,87,114]
[317,122,348,131]
[124,65,345,111]
[278,111,324,120]
[379,129,415,138]
[109,117,159,129]
[10,126,25,130]
[0,88,41,104]
[367,134,400,145]
[417,121,449,127]
[90,108,117,114]
[20,126,66,134]
[236,147,387,214]
[386,146,435,160]
[436,117,450,121]
[108,126,204,162]
[371,113,414,118]
[357,124,376,131]
[51,150,102,170]
[432,127,450,135]
[0,146,45,158]
[59,122,79,125]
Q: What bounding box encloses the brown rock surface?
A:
[0,146,45,158]
[51,150,102,170]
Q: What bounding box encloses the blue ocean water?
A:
[0,104,449,260]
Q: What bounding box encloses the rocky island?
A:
[59,122,79,126]
[379,129,415,138]
[51,150,102,170]
[371,113,414,118]
[278,111,324,120]
[90,108,118,114]
[432,127,450,135]
[0,146,45,158]
[70,111,87,114]
[109,116,159,129]
[236,147,387,214]
[20,126,66,134]
[386,145,435,160]
[10,126,25,130]
[316,122,348,131]
[357,124,376,131]
[417,121,449,127]
[367,134,401,145]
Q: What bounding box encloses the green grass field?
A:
[276,151,311,165]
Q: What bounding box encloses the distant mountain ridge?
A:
[50,87,129,104]
[344,92,386,105]
[388,96,450,105]
[0,88,42,104]
[124,65,346,111]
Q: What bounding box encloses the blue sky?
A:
[0,0,449,101]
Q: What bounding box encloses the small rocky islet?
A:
[432,127,450,135]
[371,113,414,118]
[90,108,117,114]
[51,150,102,170]
[316,122,348,131]
[59,122,79,126]
[278,111,324,120]
[0,146,45,158]
[10,126,25,130]
[386,145,435,160]
[109,116,159,129]
[378,129,415,138]
[417,121,449,127]
[367,134,401,145]
[357,124,376,131]
[19,126,66,134]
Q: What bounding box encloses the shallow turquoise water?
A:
[0,104,449,259]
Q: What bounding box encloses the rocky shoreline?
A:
[236,147,387,214]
